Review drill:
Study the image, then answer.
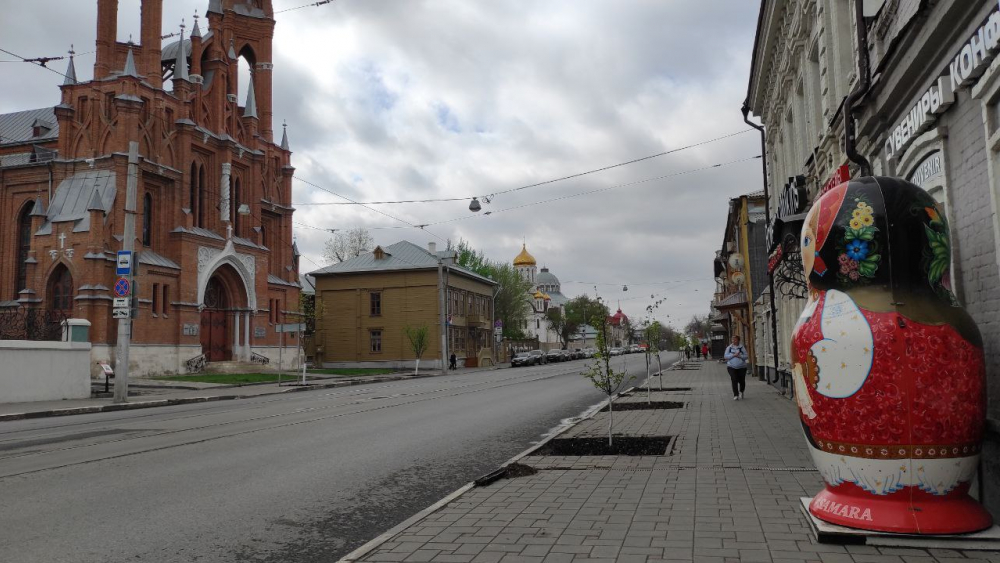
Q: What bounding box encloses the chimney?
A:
[428,242,437,254]
[140,0,163,87]
[94,0,118,79]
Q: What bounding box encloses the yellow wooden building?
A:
[309,241,496,369]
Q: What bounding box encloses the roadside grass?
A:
[154,373,316,385]
[154,368,399,385]
[307,368,397,376]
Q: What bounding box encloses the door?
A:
[200,276,232,361]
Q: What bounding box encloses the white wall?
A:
[0,341,92,402]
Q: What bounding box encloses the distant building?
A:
[512,244,572,349]
[309,241,496,369]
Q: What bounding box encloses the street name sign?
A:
[116,250,133,276]
[113,278,131,297]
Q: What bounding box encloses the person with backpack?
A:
[724,335,749,400]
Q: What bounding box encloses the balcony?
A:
[467,313,489,327]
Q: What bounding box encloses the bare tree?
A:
[323,227,374,264]
[404,324,430,375]
[583,317,634,446]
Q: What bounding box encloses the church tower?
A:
[513,244,537,288]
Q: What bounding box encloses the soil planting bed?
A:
[531,436,672,457]
[600,401,684,411]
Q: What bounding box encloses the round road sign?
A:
[113,277,131,297]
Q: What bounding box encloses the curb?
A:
[335,353,683,563]
[0,370,467,423]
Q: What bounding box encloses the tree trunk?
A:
[415,358,420,375]
[607,395,614,447]
[645,353,651,403]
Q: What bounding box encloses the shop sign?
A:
[907,151,944,188]
[766,175,808,251]
[885,6,1000,160]
[821,165,851,195]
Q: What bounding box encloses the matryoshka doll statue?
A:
[792,177,991,534]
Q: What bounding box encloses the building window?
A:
[142,192,153,247]
[15,202,32,298]
[152,283,159,316]
[232,178,241,235]
[370,292,381,316]
[162,285,169,316]
[536,319,540,329]
[47,264,73,313]
[370,329,382,353]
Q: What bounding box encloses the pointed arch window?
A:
[48,264,73,313]
[142,192,153,247]
[198,164,206,228]
[190,162,199,227]
[232,178,241,236]
[15,202,33,299]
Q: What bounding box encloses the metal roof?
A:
[0,107,58,146]
[309,240,496,285]
[161,31,214,62]
[536,267,560,288]
[37,170,116,234]
[138,250,180,270]
[171,226,225,241]
[268,274,301,288]
[299,274,316,295]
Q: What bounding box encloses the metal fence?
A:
[0,307,69,341]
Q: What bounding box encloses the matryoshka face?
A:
[801,202,822,280]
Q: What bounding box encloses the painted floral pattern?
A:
[793,291,986,447]
[837,197,880,284]
[922,206,956,303]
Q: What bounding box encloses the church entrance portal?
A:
[201,276,232,362]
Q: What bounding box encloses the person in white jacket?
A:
[724,335,749,400]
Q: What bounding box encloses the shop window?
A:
[370,329,382,353]
[370,292,381,316]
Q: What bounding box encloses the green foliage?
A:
[546,295,609,348]
[644,321,662,354]
[583,316,634,445]
[453,239,532,339]
[299,292,316,335]
[404,324,430,359]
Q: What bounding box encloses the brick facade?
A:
[0,0,300,375]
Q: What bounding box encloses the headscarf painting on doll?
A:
[792,176,990,535]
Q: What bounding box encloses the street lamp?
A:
[469,197,482,212]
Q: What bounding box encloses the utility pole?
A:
[114,141,139,403]
[438,259,448,374]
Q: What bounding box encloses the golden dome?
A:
[533,291,545,299]
[513,244,537,267]
[543,293,551,300]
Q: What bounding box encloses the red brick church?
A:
[0,0,301,375]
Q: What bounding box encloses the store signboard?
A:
[907,151,944,188]
[885,6,1000,160]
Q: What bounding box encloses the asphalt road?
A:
[0,351,677,563]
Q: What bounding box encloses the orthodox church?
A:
[0,0,300,375]
[513,244,571,349]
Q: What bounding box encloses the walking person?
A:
[684,345,691,360]
[725,335,749,400]
[701,343,710,360]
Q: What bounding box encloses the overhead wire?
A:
[292,129,754,206]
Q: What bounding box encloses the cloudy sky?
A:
[0,0,762,331]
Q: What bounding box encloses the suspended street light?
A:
[469,197,482,212]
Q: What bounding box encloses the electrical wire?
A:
[292,129,754,206]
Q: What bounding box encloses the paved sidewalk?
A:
[347,361,1000,563]
[0,364,504,421]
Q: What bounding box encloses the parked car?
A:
[584,348,597,358]
[609,347,622,356]
[546,349,564,363]
[528,350,546,364]
[629,344,641,354]
[573,348,584,360]
[562,350,575,361]
[511,352,535,367]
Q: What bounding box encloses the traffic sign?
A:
[116,251,133,276]
[113,297,129,308]
[113,278,131,297]
[276,323,307,333]
[494,326,503,336]
[112,308,130,319]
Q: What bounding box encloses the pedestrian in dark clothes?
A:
[449,354,457,370]
[724,335,749,400]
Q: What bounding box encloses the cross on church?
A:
[58,232,66,249]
